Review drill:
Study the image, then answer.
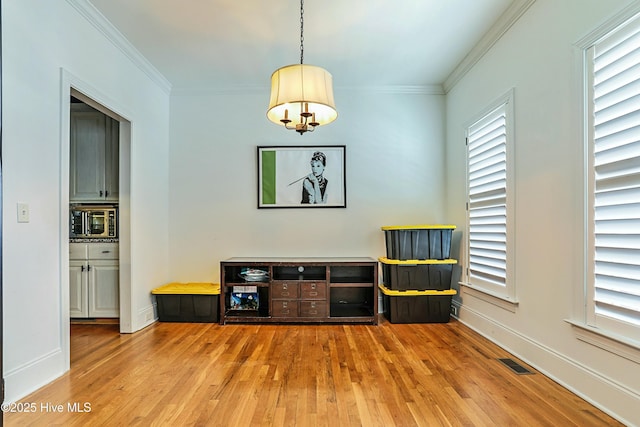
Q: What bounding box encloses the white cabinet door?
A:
[70,261,88,318]
[69,104,119,202]
[88,261,119,318]
[70,109,107,201]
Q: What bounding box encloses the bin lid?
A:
[151,282,220,295]
[378,284,457,296]
[381,224,456,231]
[378,257,457,265]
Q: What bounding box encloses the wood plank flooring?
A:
[5,318,622,426]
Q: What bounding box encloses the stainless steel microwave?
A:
[70,205,117,239]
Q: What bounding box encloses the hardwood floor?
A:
[5,318,622,426]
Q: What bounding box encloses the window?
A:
[465,90,515,302]
[586,13,640,340]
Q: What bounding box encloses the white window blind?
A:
[467,103,510,296]
[589,13,640,332]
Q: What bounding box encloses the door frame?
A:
[60,69,133,369]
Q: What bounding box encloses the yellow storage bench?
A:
[151,282,220,322]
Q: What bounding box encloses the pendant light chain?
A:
[300,0,304,65]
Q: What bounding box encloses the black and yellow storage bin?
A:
[379,257,457,291]
[379,284,456,323]
[381,224,456,260]
[151,282,220,322]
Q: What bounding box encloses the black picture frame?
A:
[257,145,346,208]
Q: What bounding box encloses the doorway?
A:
[60,71,132,370]
[69,96,120,324]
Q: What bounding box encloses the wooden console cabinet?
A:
[220,257,378,325]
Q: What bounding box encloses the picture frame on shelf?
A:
[257,145,346,208]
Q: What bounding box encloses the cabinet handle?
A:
[105,190,109,197]
[87,264,91,271]
[100,190,103,197]
[81,265,85,272]
[102,250,111,253]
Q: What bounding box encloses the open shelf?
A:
[272,265,326,281]
[330,305,374,318]
[329,286,373,319]
[330,265,375,283]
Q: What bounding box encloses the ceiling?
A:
[87,0,515,91]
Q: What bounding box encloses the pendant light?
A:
[267,0,337,135]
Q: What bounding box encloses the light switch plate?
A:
[17,203,30,223]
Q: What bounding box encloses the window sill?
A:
[459,282,519,313]
[565,320,640,364]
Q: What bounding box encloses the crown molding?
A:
[170,85,267,97]
[338,85,445,95]
[65,0,172,95]
[170,84,445,97]
[443,0,536,93]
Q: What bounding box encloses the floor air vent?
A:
[498,358,534,375]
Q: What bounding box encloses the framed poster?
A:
[257,145,346,208]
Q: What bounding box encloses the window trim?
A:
[584,13,640,341]
[460,88,517,305]
[570,3,640,354]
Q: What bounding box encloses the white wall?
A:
[2,0,171,401]
[168,88,446,281]
[445,0,640,424]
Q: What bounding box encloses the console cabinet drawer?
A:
[272,300,299,317]
[300,282,326,300]
[271,282,299,299]
[300,301,327,317]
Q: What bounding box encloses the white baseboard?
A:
[3,348,66,403]
[133,303,157,331]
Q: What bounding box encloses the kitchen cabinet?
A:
[69,243,119,318]
[69,103,119,202]
[220,257,378,325]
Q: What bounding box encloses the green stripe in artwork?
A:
[261,151,276,204]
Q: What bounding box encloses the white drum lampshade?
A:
[267,64,338,128]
